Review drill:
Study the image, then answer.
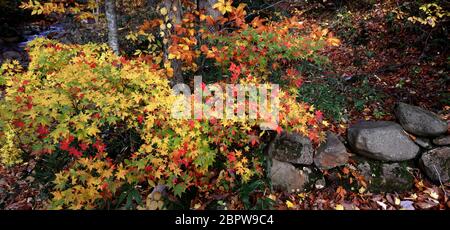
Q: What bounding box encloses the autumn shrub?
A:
[201,13,340,87]
[1,0,336,210]
[203,19,324,84]
[122,2,340,88]
[0,38,326,209]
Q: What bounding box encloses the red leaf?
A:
[276,125,283,135]
[188,119,195,129]
[137,115,144,124]
[315,110,323,121]
[60,135,74,151]
[145,165,153,172]
[37,124,49,138]
[68,147,82,158]
[248,133,260,146]
[93,139,106,153]
[308,131,319,143]
[227,153,236,162]
[79,142,89,151]
[293,78,303,88]
[13,120,25,128]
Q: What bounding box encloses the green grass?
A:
[298,76,385,122]
[298,77,347,122]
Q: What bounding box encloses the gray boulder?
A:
[414,137,433,149]
[269,159,312,193]
[348,121,420,161]
[355,158,415,192]
[268,132,313,165]
[2,36,20,43]
[432,136,450,146]
[420,147,450,183]
[2,50,22,61]
[394,102,447,137]
[314,132,350,170]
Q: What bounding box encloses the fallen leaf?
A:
[400,201,414,210]
[416,201,437,210]
[268,194,277,201]
[286,200,294,209]
[358,187,366,194]
[376,201,387,210]
[394,197,401,206]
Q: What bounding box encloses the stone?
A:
[348,121,420,161]
[2,36,20,43]
[268,132,313,165]
[420,147,450,183]
[314,132,350,170]
[2,50,22,61]
[355,157,415,193]
[400,201,415,210]
[269,159,311,193]
[314,178,326,190]
[432,136,450,146]
[394,102,447,137]
[414,137,433,149]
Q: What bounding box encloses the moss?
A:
[394,161,414,180]
[352,156,414,193]
[291,165,324,191]
[366,159,382,177]
[323,165,361,192]
[304,166,324,191]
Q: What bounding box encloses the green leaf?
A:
[173,183,186,197]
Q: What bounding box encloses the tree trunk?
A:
[160,0,184,85]
[198,0,220,32]
[198,0,220,20]
[105,0,119,54]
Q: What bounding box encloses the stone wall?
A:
[269,102,449,193]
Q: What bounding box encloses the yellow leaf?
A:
[52,191,63,200]
[395,197,401,206]
[193,203,201,209]
[213,0,233,15]
[168,53,176,60]
[102,168,113,178]
[160,7,168,16]
[286,200,294,208]
[115,165,127,180]
[335,204,344,210]
[86,126,100,137]
[358,186,366,194]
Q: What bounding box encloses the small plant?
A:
[350,78,384,111]
[298,78,347,122]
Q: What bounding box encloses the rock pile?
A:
[269,102,449,193]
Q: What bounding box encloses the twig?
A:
[419,29,433,60]
[433,164,448,198]
[244,0,286,20]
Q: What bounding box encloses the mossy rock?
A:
[269,159,323,193]
[353,156,415,193]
